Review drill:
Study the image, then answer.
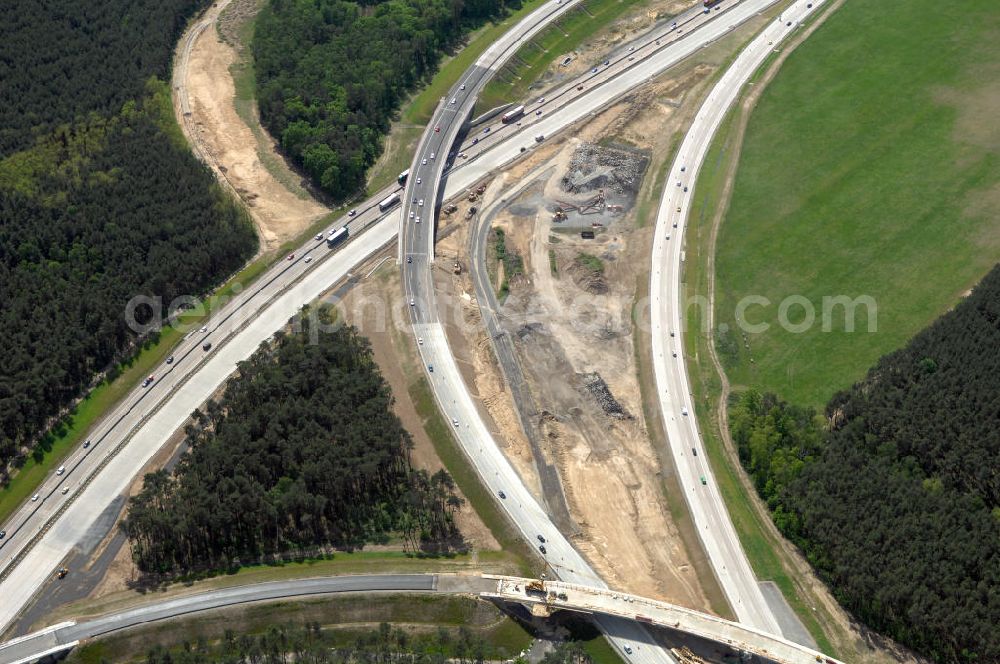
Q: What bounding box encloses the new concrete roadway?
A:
[648,0,827,638]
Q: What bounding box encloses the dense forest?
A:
[253,0,512,200]
[123,307,464,576]
[0,0,258,477]
[730,264,1000,663]
[127,621,523,664]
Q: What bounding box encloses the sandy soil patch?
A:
[174,0,329,252]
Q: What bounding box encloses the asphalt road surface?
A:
[0,574,449,664]
[648,0,828,635]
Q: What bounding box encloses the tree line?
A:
[123,307,464,578]
[132,621,515,664]
[0,0,259,478]
[730,263,1000,664]
[253,0,515,201]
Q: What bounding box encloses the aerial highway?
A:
[0,573,841,664]
[0,1,834,660]
[648,0,827,637]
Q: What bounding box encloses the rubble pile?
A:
[562,142,647,194]
[580,372,630,419]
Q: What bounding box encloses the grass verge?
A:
[680,100,837,655]
[66,595,532,664]
[478,0,643,112]
[407,376,537,575]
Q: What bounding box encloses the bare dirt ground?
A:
[173,0,329,252]
[435,62,721,611]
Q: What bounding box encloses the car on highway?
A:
[430,152,435,160]
[539,545,547,554]
[537,97,545,104]
[0,530,5,539]
[304,256,312,264]
[628,46,634,52]
[287,253,295,261]
[604,60,610,66]
[83,439,91,449]
[452,418,459,427]
[428,365,433,372]
[624,647,633,655]
[62,486,69,495]
[676,181,682,187]
[700,476,707,486]
[628,56,634,61]
[416,216,421,224]
[407,256,412,264]
[591,67,598,73]
[349,209,357,216]
[31,494,39,502]
[536,110,542,116]
[416,177,422,184]
[472,137,479,145]
[451,97,457,104]
[680,165,686,172]
[315,233,323,241]
[418,337,423,345]
[409,211,414,218]
[418,199,424,207]
[577,85,584,90]
[434,126,440,132]
[683,186,688,192]
[692,448,697,456]
[498,490,506,499]
[57,466,65,475]
[670,330,675,337]
[166,355,174,364]
[409,298,415,306]
[676,206,681,212]
[422,158,427,165]
[460,84,466,90]
[202,342,212,351]
[537,534,546,543]
[142,375,154,388]
[682,407,689,416]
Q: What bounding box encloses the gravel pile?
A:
[580,372,630,420]
[562,143,647,195]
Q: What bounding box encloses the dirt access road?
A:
[172,0,329,252]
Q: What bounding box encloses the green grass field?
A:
[713,0,1000,408]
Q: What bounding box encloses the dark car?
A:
[498,490,506,499]
[0,530,6,539]
[202,342,212,351]
[537,534,546,543]
[539,545,547,554]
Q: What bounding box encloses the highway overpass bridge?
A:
[0,574,842,664]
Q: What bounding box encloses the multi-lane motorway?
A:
[0,0,839,661]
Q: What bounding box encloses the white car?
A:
[416,177,422,184]
[418,199,424,207]
[460,84,466,90]
[56,466,65,475]
[32,494,39,502]
[410,298,415,306]
[418,337,423,345]
[348,209,357,216]
[315,233,323,241]
[451,98,457,104]
[416,216,421,224]
[422,158,427,165]
[61,487,69,495]
[304,256,312,263]
[452,418,459,427]
[409,211,415,219]
[681,407,689,416]
[430,152,435,160]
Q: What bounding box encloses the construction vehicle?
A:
[468,191,478,202]
[56,567,69,579]
[553,210,567,223]
[525,580,546,598]
[444,204,458,215]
